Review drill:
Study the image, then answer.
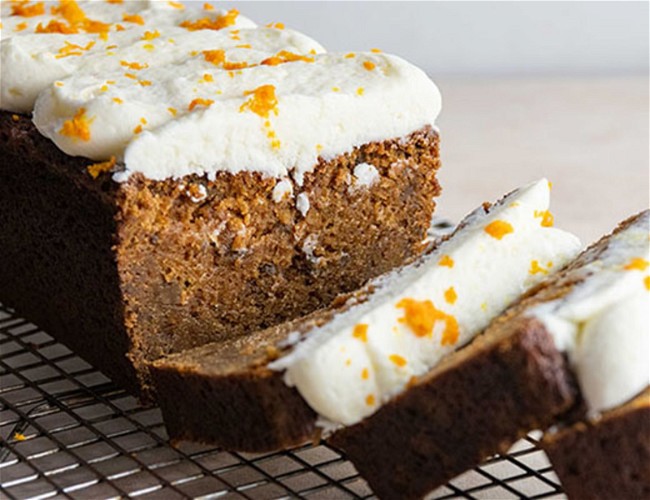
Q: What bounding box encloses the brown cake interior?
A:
[542,387,650,500]
[0,111,441,399]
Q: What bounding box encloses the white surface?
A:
[436,76,649,244]
[208,1,649,76]
[273,180,581,426]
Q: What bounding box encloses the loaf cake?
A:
[0,1,442,398]
[151,178,582,452]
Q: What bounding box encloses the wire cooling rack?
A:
[0,299,567,500]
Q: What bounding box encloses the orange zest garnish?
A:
[370,48,382,53]
[361,368,369,380]
[55,40,95,58]
[444,287,457,305]
[112,97,123,104]
[352,323,368,343]
[203,3,214,10]
[356,87,365,96]
[168,1,184,9]
[122,13,144,25]
[265,22,284,29]
[133,124,143,134]
[52,0,86,26]
[240,84,278,118]
[484,220,514,240]
[87,156,116,178]
[202,49,248,70]
[644,276,650,291]
[35,19,77,33]
[345,52,356,59]
[624,257,649,271]
[14,22,28,31]
[396,298,459,346]
[261,50,314,66]
[188,98,214,111]
[120,60,149,70]
[534,210,554,227]
[389,354,407,367]
[363,61,376,71]
[142,29,160,40]
[11,1,45,17]
[438,255,454,268]
[529,260,545,275]
[180,9,239,31]
[14,432,26,441]
[168,107,177,116]
[59,107,92,141]
[365,394,375,406]
[11,114,20,122]
[138,80,152,87]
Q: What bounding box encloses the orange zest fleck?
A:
[133,124,143,134]
[142,29,160,40]
[361,368,369,380]
[240,84,278,118]
[112,97,123,104]
[345,358,352,367]
[396,297,459,346]
[202,49,248,70]
[14,432,26,442]
[180,8,239,31]
[438,255,454,268]
[59,107,92,142]
[188,98,214,111]
[345,52,356,59]
[389,354,407,367]
[51,0,86,25]
[55,40,95,58]
[624,257,649,271]
[529,260,549,275]
[236,43,252,49]
[168,1,184,9]
[356,87,365,96]
[120,60,149,70]
[11,1,45,17]
[352,323,368,343]
[138,80,152,87]
[265,22,284,29]
[484,220,514,240]
[35,19,77,34]
[261,50,314,66]
[122,13,144,25]
[124,73,137,79]
[168,107,178,116]
[106,0,123,3]
[444,287,457,305]
[203,3,215,10]
[87,156,116,179]
[14,22,28,32]
[644,276,650,291]
[363,61,376,71]
[370,48,382,53]
[534,210,554,227]
[365,394,375,406]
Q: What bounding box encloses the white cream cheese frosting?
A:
[269,179,582,426]
[531,211,650,415]
[2,1,442,184]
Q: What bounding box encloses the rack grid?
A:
[0,300,566,499]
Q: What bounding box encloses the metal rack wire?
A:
[0,299,567,499]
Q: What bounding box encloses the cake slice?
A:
[542,388,650,500]
[1,2,442,399]
[151,178,582,451]
[533,209,650,500]
[331,209,649,499]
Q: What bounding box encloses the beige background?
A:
[435,76,649,245]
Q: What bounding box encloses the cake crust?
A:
[0,111,441,399]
